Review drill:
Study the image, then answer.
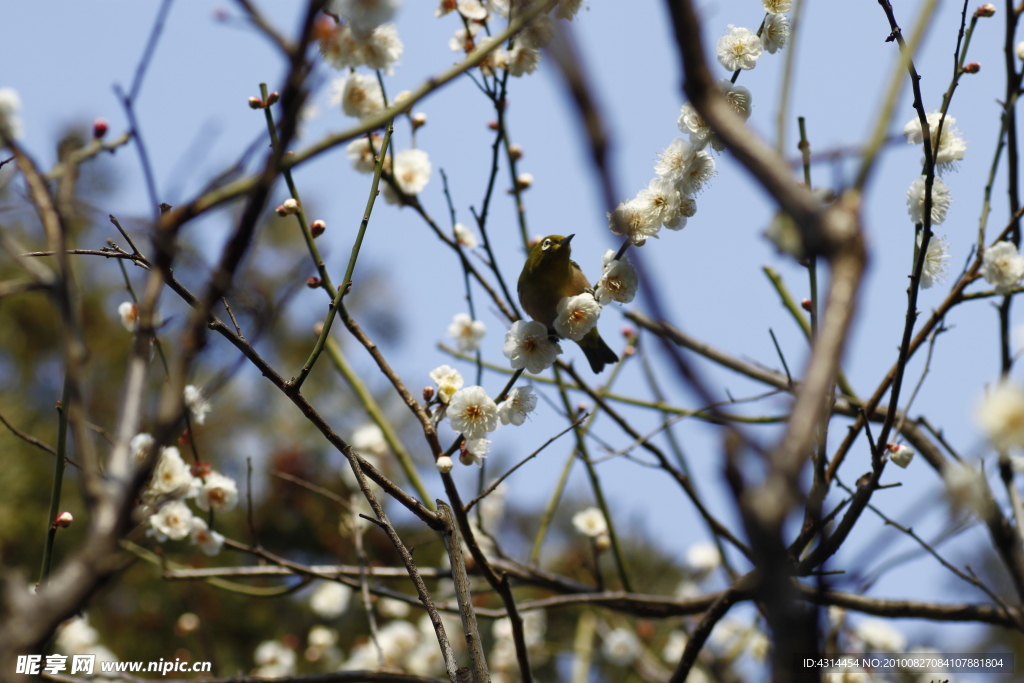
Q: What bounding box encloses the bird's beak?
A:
[559,234,575,246]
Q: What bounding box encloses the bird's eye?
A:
[541,239,552,250]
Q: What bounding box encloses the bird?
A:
[517,234,619,373]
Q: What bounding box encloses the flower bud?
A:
[508,143,523,160]
[54,511,74,528]
[313,15,336,41]
[436,455,454,473]
[963,62,981,74]
[514,172,534,190]
[92,118,109,139]
[886,442,915,468]
[313,322,325,335]
[975,3,996,17]
[487,120,499,130]
[266,91,280,106]
[423,386,435,402]
[801,298,813,312]
[411,112,427,130]
[623,345,636,357]
[178,429,191,446]
[310,219,326,237]
[248,96,265,109]
[281,197,299,215]
[594,532,611,553]
[621,325,635,338]
[458,450,476,466]
[577,402,587,414]
[190,460,212,478]
[1017,41,1024,61]
[307,277,321,288]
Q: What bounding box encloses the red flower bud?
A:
[266,91,280,106]
[248,96,264,110]
[92,118,109,139]
[975,3,996,17]
[306,277,321,288]
[310,219,326,237]
[801,298,813,312]
[55,511,74,528]
[963,62,981,74]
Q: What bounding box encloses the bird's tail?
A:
[577,328,619,373]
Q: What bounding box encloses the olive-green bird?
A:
[517,234,619,373]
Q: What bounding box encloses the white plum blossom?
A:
[656,138,716,196]
[0,88,24,142]
[346,136,387,173]
[454,222,478,247]
[595,253,639,305]
[981,241,1024,293]
[719,80,753,121]
[461,437,490,466]
[130,433,155,463]
[662,630,688,663]
[678,103,713,149]
[430,365,464,403]
[502,320,562,374]
[854,618,906,652]
[944,462,993,517]
[686,541,722,573]
[117,302,138,331]
[763,0,792,12]
[145,446,200,500]
[328,0,400,34]
[184,385,211,425]
[56,615,99,655]
[903,112,968,170]
[449,22,480,52]
[917,233,950,289]
[976,380,1024,450]
[338,73,385,119]
[448,386,499,440]
[147,500,194,542]
[906,176,951,225]
[602,628,641,666]
[636,176,683,228]
[716,25,762,72]
[353,423,388,456]
[310,581,353,619]
[354,23,403,73]
[375,620,421,665]
[196,471,239,512]
[189,517,225,556]
[384,148,432,203]
[572,507,608,537]
[448,313,487,352]
[887,443,915,468]
[761,13,790,54]
[457,0,488,20]
[253,639,297,678]
[505,44,541,77]
[609,198,660,246]
[554,293,601,341]
[498,386,537,425]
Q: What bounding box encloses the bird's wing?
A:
[569,259,595,295]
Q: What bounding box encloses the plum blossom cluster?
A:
[130,393,236,557]
[901,110,970,288]
[428,365,537,467]
[715,0,792,73]
[613,4,796,249]
[438,0,586,79]
[319,2,436,204]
